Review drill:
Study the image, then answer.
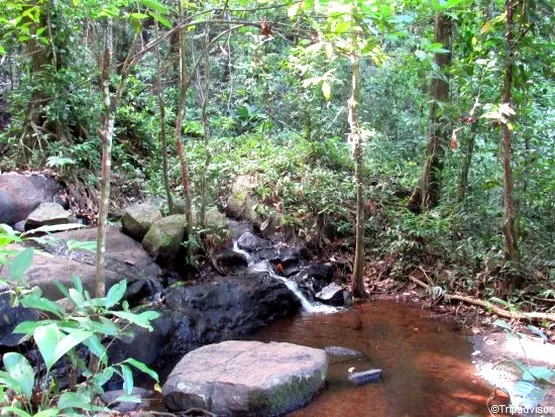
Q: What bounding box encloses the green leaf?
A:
[66,240,96,252]
[34,324,61,370]
[1,407,32,417]
[3,352,34,399]
[123,358,159,382]
[140,0,168,15]
[322,81,331,101]
[105,280,127,308]
[82,336,108,365]
[50,330,94,370]
[114,395,141,404]
[120,365,134,395]
[57,392,91,410]
[33,409,60,417]
[10,247,34,279]
[493,319,513,332]
[93,367,115,387]
[149,11,171,28]
[21,294,64,317]
[111,310,160,330]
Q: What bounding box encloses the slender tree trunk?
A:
[199,30,212,227]
[408,14,452,213]
[501,0,521,289]
[153,22,174,214]
[349,49,365,298]
[174,1,194,238]
[457,123,477,202]
[95,24,114,298]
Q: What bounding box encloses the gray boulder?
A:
[237,231,267,252]
[16,227,161,301]
[101,388,156,413]
[122,202,162,241]
[0,173,63,225]
[142,215,186,265]
[163,340,328,416]
[25,202,74,231]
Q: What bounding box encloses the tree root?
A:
[408,275,555,323]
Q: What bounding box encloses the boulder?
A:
[25,202,75,231]
[215,249,249,268]
[163,340,328,416]
[315,283,347,306]
[110,272,299,377]
[142,215,186,265]
[122,202,162,241]
[13,220,26,233]
[237,231,267,252]
[324,346,365,358]
[0,173,63,225]
[0,283,39,350]
[18,227,161,301]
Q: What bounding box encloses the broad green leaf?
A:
[3,352,34,399]
[21,294,64,317]
[111,310,160,330]
[82,336,108,365]
[123,358,159,382]
[105,280,127,308]
[34,324,61,370]
[10,247,34,279]
[49,330,94,370]
[66,240,96,252]
[149,11,171,28]
[120,365,134,395]
[33,409,59,417]
[288,3,300,18]
[57,392,92,410]
[71,275,84,294]
[93,367,115,387]
[1,407,32,417]
[140,0,168,15]
[522,366,555,383]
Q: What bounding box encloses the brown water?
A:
[248,301,502,417]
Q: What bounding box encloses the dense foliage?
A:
[0,0,553,302]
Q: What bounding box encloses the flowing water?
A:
[248,301,505,417]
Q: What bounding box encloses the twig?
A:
[408,275,555,323]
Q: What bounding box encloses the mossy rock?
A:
[163,340,328,416]
[122,202,162,241]
[142,215,187,264]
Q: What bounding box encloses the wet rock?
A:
[316,283,346,306]
[101,388,156,413]
[305,263,334,284]
[111,273,299,377]
[200,207,228,230]
[25,202,75,231]
[142,215,186,265]
[18,227,161,300]
[324,346,365,358]
[163,340,328,416]
[275,246,310,267]
[122,202,162,241]
[348,368,382,385]
[0,173,63,225]
[237,231,267,252]
[0,284,39,350]
[215,249,248,268]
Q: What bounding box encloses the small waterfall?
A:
[231,239,337,314]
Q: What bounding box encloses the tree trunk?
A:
[174,1,194,241]
[408,14,452,213]
[95,24,114,298]
[457,123,477,202]
[199,30,212,227]
[153,22,174,214]
[501,0,521,289]
[349,49,365,298]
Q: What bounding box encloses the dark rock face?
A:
[237,231,268,252]
[315,283,346,306]
[163,341,328,416]
[0,173,64,225]
[0,284,39,351]
[101,388,156,413]
[111,273,299,377]
[215,249,248,268]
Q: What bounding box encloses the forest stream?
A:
[247,301,497,417]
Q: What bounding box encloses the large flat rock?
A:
[163,340,328,416]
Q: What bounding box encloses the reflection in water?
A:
[248,301,504,417]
